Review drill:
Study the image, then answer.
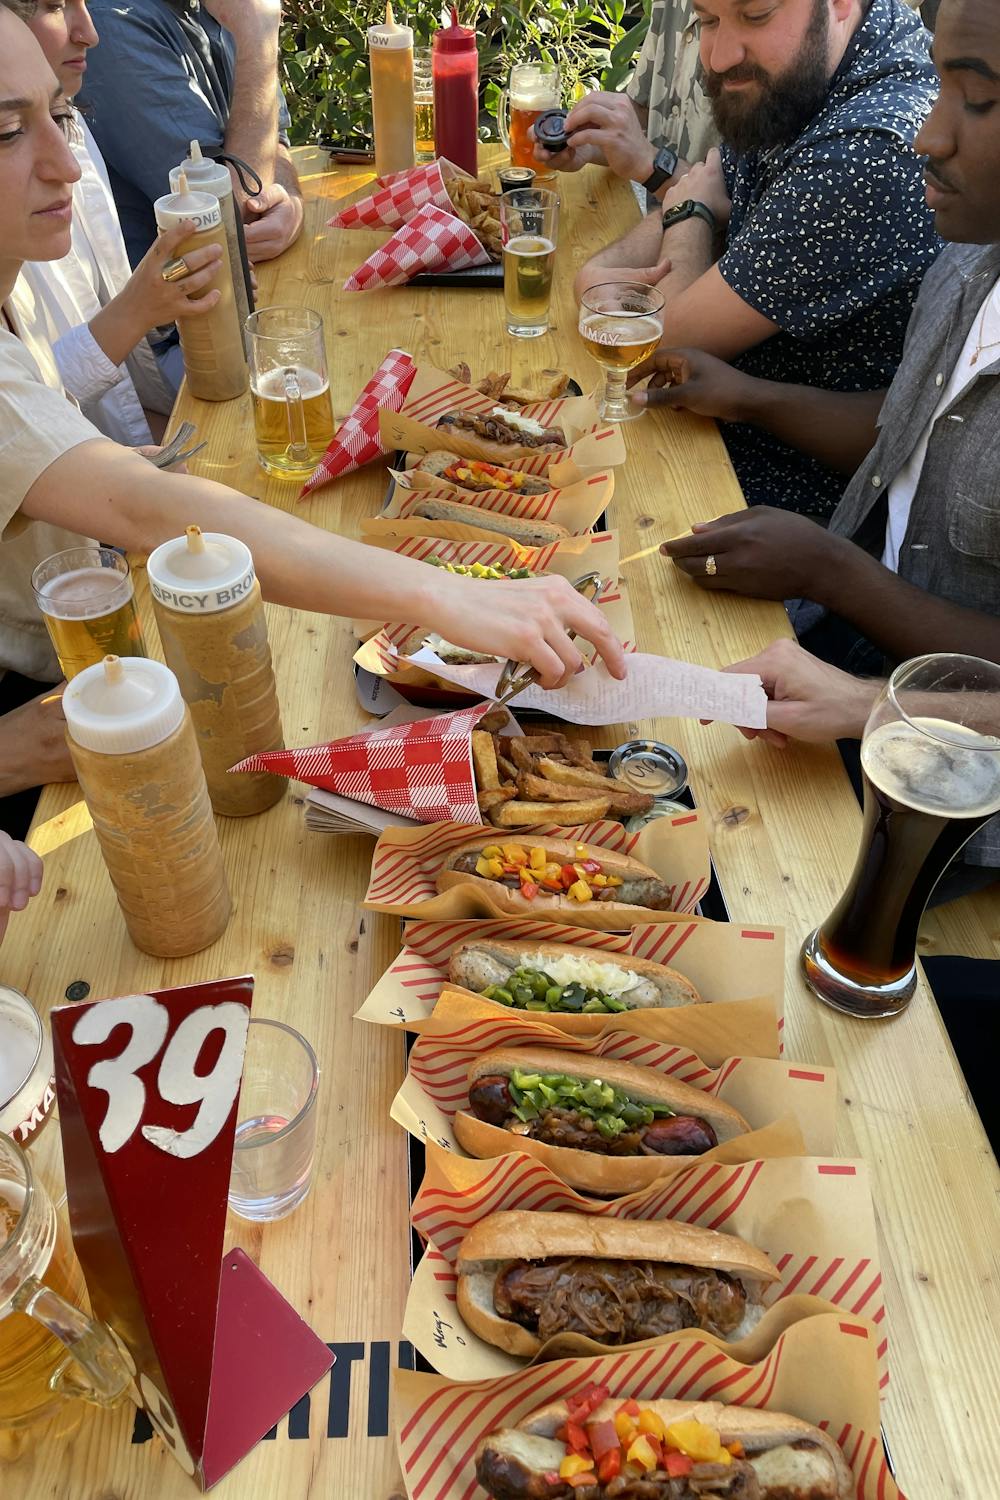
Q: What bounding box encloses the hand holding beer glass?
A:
[801,653,1000,1018]
[499,188,559,339]
[31,547,147,681]
[579,282,665,422]
[247,306,336,480]
[498,61,561,174]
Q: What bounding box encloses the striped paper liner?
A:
[393,1314,899,1500]
[386,469,615,535]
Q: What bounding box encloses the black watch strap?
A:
[661,198,718,236]
[641,145,679,194]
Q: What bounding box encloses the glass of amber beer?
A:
[0,1134,131,1456]
[579,282,665,422]
[498,61,561,175]
[500,187,560,338]
[247,306,335,479]
[32,547,147,680]
[801,653,1000,1018]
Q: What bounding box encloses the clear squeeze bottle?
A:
[63,656,231,958]
[432,7,479,178]
[147,526,286,818]
[153,174,247,401]
[369,3,415,178]
[169,141,254,348]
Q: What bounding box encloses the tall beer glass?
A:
[579,282,665,422]
[247,307,335,480]
[500,188,559,338]
[801,653,1000,1018]
[32,547,147,680]
[498,61,561,174]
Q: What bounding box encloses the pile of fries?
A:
[473,718,655,828]
[449,364,571,406]
[445,177,503,260]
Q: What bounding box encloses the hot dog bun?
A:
[436,408,566,463]
[453,1045,749,1196]
[457,1209,779,1356]
[417,451,551,495]
[437,837,677,918]
[477,1398,853,1498]
[409,496,569,548]
[449,938,703,1014]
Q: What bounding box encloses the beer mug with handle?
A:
[802,652,1000,1017]
[498,61,561,171]
[247,306,336,480]
[0,1133,131,1457]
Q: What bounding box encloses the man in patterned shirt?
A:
[534,0,719,201]
[576,0,941,520]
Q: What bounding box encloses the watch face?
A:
[656,147,679,177]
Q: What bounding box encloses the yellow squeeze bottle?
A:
[369,2,415,178]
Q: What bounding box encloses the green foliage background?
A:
[280,0,653,147]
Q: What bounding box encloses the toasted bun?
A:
[448,939,703,1010]
[457,1210,777,1356]
[436,411,566,464]
[467,1046,748,1140]
[478,1398,852,1498]
[416,451,550,495]
[411,496,568,547]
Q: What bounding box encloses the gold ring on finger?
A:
[161,256,190,284]
[704,554,717,577]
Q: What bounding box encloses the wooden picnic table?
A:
[4,148,998,1500]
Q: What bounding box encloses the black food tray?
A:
[410,260,503,289]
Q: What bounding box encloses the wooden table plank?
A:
[3,148,997,1500]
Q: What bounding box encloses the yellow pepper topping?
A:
[502,844,529,866]
[627,1435,659,1472]
[559,1454,595,1480]
[614,1412,636,1444]
[529,846,547,872]
[638,1409,667,1441]
[482,845,502,859]
[568,879,593,902]
[665,1420,732,1465]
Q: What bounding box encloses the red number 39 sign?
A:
[52,976,333,1491]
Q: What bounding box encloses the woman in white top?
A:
[4,0,223,444]
[0,11,624,807]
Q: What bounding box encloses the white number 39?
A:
[72,996,250,1159]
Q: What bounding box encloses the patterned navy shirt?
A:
[717,0,941,519]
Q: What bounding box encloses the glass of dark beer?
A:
[801,653,1000,1018]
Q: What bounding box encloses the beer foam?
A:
[37,566,131,620]
[251,365,330,401]
[502,235,555,257]
[862,717,1000,818]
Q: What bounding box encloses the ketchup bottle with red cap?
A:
[432,6,479,177]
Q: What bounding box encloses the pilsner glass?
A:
[247,306,335,480]
[498,61,561,174]
[31,547,147,680]
[414,47,435,163]
[579,282,665,423]
[801,653,1000,1018]
[0,986,56,1149]
[499,188,559,338]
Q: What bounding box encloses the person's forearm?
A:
[580,211,663,275]
[733,383,884,475]
[89,293,147,371]
[223,20,280,193]
[275,146,302,200]
[657,217,713,304]
[816,542,1000,664]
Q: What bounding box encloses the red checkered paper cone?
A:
[228,703,491,824]
[298,348,416,496]
[328,159,457,230]
[343,204,490,291]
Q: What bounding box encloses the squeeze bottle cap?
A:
[433,5,476,52]
[153,176,222,232]
[169,140,233,198]
[369,1,413,47]
[147,527,256,615]
[64,657,186,755]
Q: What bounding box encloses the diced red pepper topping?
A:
[664,1452,695,1477]
[566,1384,608,1423]
[617,1399,641,1419]
[587,1419,618,1462]
[519,880,538,901]
[565,1420,589,1455]
[597,1448,622,1482]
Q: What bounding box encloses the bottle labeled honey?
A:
[147,527,286,818]
[153,175,247,401]
[369,2,415,178]
[63,656,231,958]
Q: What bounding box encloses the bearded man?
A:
[576,0,941,518]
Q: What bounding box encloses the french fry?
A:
[508,739,536,774]
[478,786,518,813]
[600,786,656,815]
[491,796,611,827]
[475,709,509,734]
[537,756,616,790]
[497,752,519,783]
[471,730,500,790]
[518,772,601,804]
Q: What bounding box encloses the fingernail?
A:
[631,391,647,407]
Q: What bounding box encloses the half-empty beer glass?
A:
[801,653,1000,1018]
[247,307,335,479]
[32,547,146,680]
[500,188,559,338]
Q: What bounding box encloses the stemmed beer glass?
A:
[578,282,664,423]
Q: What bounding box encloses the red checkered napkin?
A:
[328,159,456,230]
[228,703,490,823]
[299,348,416,496]
[343,204,490,291]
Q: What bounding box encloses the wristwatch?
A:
[641,145,679,194]
[661,198,718,236]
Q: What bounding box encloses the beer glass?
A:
[802,653,1000,1018]
[247,307,336,480]
[579,282,665,423]
[414,47,435,163]
[0,987,56,1150]
[228,1019,320,1223]
[498,61,561,174]
[0,1134,131,1451]
[32,547,146,680]
[499,188,560,339]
